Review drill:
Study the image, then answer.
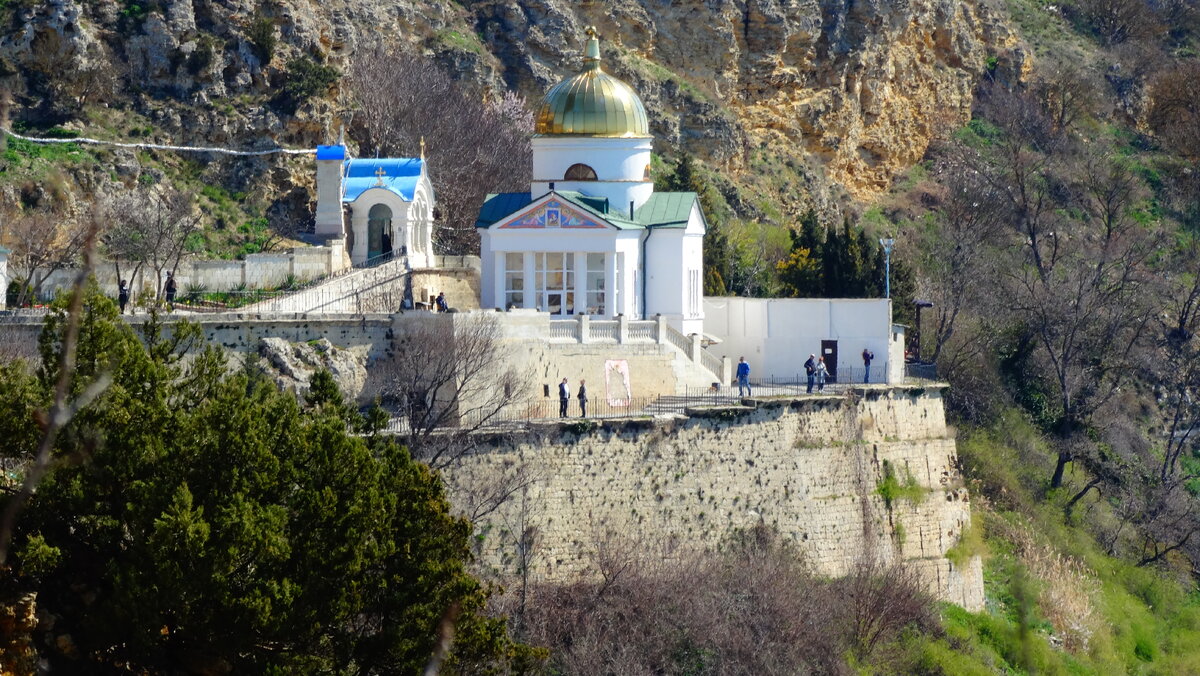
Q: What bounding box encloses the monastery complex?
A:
[0,29,981,609]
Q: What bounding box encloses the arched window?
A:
[564,163,598,181]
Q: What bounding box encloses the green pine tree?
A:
[3,285,541,673]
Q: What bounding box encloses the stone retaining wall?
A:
[439,386,984,610]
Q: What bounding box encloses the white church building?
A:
[475,28,707,336]
[313,144,436,268]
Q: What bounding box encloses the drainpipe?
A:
[640,225,654,320]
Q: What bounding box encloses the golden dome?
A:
[534,27,650,138]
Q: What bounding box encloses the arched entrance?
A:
[367,204,392,260]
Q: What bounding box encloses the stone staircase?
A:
[240,255,412,314]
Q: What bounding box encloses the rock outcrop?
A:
[0,0,1020,215]
[257,336,368,403]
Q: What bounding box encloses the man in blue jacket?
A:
[736,357,751,397]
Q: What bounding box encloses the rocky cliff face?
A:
[0,0,1017,219]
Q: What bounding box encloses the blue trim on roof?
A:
[342,158,423,202]
[316,145,346,160]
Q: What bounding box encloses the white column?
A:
[604,251,618,318]
[492,251,505,310]
[400,216,415,258]
[523,252,536,310]
[350,212,368,264]
[573,252,586,316]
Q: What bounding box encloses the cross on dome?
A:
[374,166,386,185]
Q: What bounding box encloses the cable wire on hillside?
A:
[1,127,315,156]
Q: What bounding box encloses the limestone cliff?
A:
[0,0,1017,221]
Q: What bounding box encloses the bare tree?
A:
[375,312,527,468]
[348,42,533,255]
[973,86,1160,487]
[1148,61,1200,161]
[1011,153,1158,488]
[504,525,934,674]
[1155,238,1200,483]
[1032,59,1102,132]
[0,206,90,306]
[916,143,1008,364]
[101,188,199,304]
[1069,0,1165,45]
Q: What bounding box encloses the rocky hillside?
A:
[0,0,1018,232]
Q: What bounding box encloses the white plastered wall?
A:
[347,188,411,266]
[531,136,654,212]
[703,298,894,383]
[314,159,346,239]
[408,173,436,268]
[644,204,706,335]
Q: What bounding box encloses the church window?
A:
[535,252,575,315]
[643,164,651,180]
[564,163,598,181]
[585,253,606,316]
[504,253,525,310]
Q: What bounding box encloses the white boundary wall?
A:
[16,241,349,300]
[703,297,894,383]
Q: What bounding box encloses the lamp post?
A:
[879,237,895,299]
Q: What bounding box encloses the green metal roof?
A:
[476,191,701,231]
[635,192,699,229]
[476,193,534,228]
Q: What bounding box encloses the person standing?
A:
[164,273,178,312]
[804,354,816,394]
[118,279,130,315]
[862,348,874,384]
[816,357,828,393]
[578,379,589,417]
[436,292,448,313]
[736,357,751,397]
[558,378,570,418]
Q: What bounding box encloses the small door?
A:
[821,340,839,382]
[367,204,391,260]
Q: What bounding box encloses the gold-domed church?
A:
[476,27,708,336]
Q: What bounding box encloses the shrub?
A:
[277,57,339,114]
[245,14,275,65]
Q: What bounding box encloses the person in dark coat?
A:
[804,354,816,393]
[436,292,448,313]
[118,279,130,315]
[578,380,589,417]
[558,378,570,418]
[862,348,874,383]
[165,273,178,311]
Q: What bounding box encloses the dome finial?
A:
[583,26,601,71]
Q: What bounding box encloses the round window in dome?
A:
[564,163,598,181]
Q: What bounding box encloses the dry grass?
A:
[994,515,1099,652]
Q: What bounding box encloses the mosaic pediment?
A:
[499,199,607,230]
